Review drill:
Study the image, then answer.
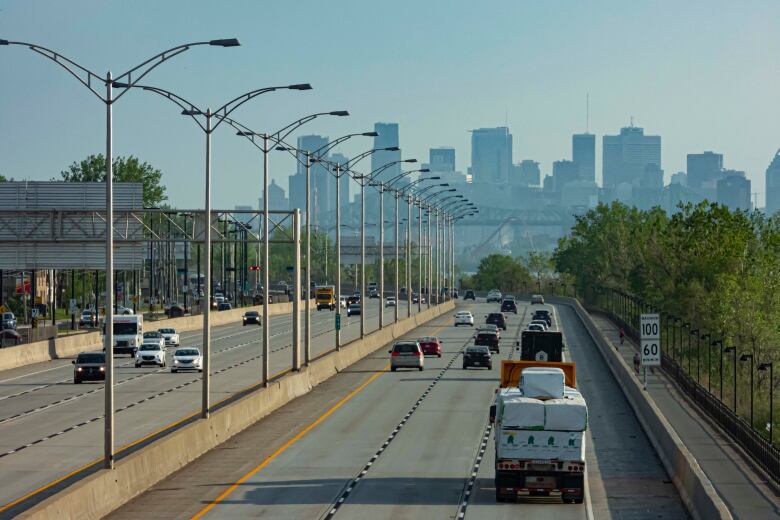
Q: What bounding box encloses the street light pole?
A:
[725,346,738,413]
[427,206,432,310]
[336,164,342,348]
[759,362,774,443]
[262,134,270,385]
[305,152,311,364]
[740,353,754,427]
[406,196,412,316]
[417,201,423,312]
[379,187,385,329]
[394,192,400,323]
[104,72,114,469]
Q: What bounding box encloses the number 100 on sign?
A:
[640,313,661,366]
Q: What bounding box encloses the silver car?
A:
[389,341,424,372]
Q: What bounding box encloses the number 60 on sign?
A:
[640,313,661,366]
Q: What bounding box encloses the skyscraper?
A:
[552,160,578,192]
[765,149,780,215]
[470,127,512,184]
[330,152,350,219]
[371,122,401,181]
[687,151,723,201]
[572,133,595,182]
[512,160,541,186]
[429,147,456,173]
[717,172,751,211]
[602,126,661,188]
[297,135,331,226]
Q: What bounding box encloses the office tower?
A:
[572,133,596,182]
[766,149,780,215]
[687,151,723,200]
[288,170,305,211]
[257,180,289,211]
[297,135,332,225]
[553,160,578,191]
[514,160,541,186]
[371,122,401,181]
[717,172,751,211]
[330,152,350,212]
[429,147,456,173]
[670,172,687,186]
[470,127,512,184]
[602,126,661,188]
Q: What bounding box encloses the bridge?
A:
[0,295,775,519]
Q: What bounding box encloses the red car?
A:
[418,336,442,357]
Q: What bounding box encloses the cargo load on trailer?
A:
[492,360,588,504]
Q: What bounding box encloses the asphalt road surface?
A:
[108,300,688,520]
[0,298,417,516]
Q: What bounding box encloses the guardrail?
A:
[603,309,780,485]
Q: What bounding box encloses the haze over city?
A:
[1,0,779,209]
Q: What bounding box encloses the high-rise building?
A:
[766,149,780,215]
[330,152,350,217]
[510,160,541,186]
[717,172,751,211]
[572,133,596,182]
[371,122,401,181]
[553,160,578,192]
[687,151,723,200]
[602,126,661,189]
[257,179,288,211]
[670,172,687,186]
[429,147,456,173]
[470,127,512,184]
[297,135,332,226]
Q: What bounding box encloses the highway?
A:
[0,298,417,516]
[108,300,689,519]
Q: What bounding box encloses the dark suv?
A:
[1,312,17,330]
[485,312,507,331]
[500,299,517,314]
[533,309,552,326]
[474,330,500,353]
[463,290,476,301]
[73,352,106,384]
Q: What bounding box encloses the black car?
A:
[463,290,476,301]
[347,293,361,305]
[166,305,185,318]
[463,345,492,369]
[217,302,232,311]
[500,299,518,314]
[485,312,507,331]
[73,352,106,384]
[533,309,552,326]
[243,311,261,326]
[474,330,500,353]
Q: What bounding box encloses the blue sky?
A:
[1,0,779,208]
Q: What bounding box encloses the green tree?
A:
[0,174,10,182]
[60,154,167,207]
[472,254,531,293]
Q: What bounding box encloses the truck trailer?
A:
[492,360,587,504]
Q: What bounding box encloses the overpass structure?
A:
[4,295,777,519]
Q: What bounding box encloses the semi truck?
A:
[491,360,587,504]
[518,330,564,362]
[315,285,336,311]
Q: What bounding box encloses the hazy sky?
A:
[1,0,779,208]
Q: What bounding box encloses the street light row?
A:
[1,36,478,471]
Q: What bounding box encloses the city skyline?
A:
[1,1,779,209]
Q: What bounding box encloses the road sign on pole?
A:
[640,313,661,367]
[335,313,341,331]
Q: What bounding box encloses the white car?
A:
[135,343,166,367]
[339,296,348,309]
[530,319,548,330]
[115,305,134,315]
[527,323,546,332]
[486,290,503,303]
[158,327,180,347]
[171,347,203,373]
[142,331,166,349]
[385,296,396,307]
[454,311,474,327]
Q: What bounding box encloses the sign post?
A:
[640,313,661,390]
[335,313,341,331]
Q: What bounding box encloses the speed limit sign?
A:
[640,314,661,366]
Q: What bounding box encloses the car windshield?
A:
[457,312,471,317]
[466,346,488,354]
[2,313,13,320]
[143,332,160,338]
[140,344,160,351]
[113,322,137,335]
[159,328,174,334]
[419,336,437,343]
[245,312,259,317]
[393,343,418,353]
[349,304,360,309]
[77,353,105,363]
[176,349,199,357]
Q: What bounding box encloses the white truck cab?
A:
[109,315,144,357]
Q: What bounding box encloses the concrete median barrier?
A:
[19,301,455,520]
[0,300,301,372]
[554,297,731,520]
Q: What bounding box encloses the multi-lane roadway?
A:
[0,299,417,517]
[107,299,689,519]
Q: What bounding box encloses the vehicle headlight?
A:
[76,367,83,372]
[99,367,105,372]
[174,359,179,364]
